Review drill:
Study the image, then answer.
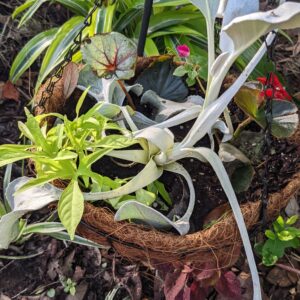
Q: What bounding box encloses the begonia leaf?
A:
[81,32,137,80]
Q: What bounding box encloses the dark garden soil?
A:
[1,1,300,300]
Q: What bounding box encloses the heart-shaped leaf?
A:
[81,32,137,80]
[235,83,299,138]
[219,143,254,193]
[136,59,188,102]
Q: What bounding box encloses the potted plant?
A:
[1,1,300,299]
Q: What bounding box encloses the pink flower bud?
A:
[176,44,190,57]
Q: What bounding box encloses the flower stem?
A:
[233,117,252,139]
[117,80,136,110]
[196,76,206,94]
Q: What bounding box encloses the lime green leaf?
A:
[265,229,275,240]
[144,38,160,56]
[76,87,90,118]
[286,215,299,226]
[24,108,51,153]
[277,230,295,241]
[12,0,36,19]
[92,135,137,149]
[276,216,285,228]
[154,181,172,205]
[37,16,86,90]
[10,28,58,83]
[58,180,84,239]
[0,151,36,168]
[81,32,137,80]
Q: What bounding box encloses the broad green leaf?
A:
[144,38,160,56]
[58,180,84,239]
[17,0,48,28]
[222,2,300,56]
[139,11,200,35]
[81,32,137,80]
[37,16,86,90]
[149,24,205,39]
[113,8,142,33]
[10,29,58,83]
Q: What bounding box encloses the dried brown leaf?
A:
[63,62,79,99]
[1,81,20,101]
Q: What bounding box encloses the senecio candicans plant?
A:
[1,1,300,299]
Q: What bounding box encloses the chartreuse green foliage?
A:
[0,98,139,239]
[256,215,300,266]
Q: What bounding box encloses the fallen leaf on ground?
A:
[0,81,20,101]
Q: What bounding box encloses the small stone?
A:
[285,196,300,217]
[266,267,293,287]
[289,287,296,295]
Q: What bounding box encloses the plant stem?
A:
[276,263,300,276]
[117,80,136,110]
[233,116,252,139]
[196,76,206,94]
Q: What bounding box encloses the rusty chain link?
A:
[36,0,103,113]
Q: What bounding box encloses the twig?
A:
[196,76,206,95]
[233,116,252,138]
[276,263,300,276]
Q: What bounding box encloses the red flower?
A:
[176,44,190,57]
[257,73,292,101]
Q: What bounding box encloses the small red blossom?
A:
[177,44,190,57]
[257,73,292,101]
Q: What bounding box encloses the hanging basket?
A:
[35,57,300,269]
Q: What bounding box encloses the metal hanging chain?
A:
[36,0,103,113]
[137,0,154,56]
[261,31,278,227]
